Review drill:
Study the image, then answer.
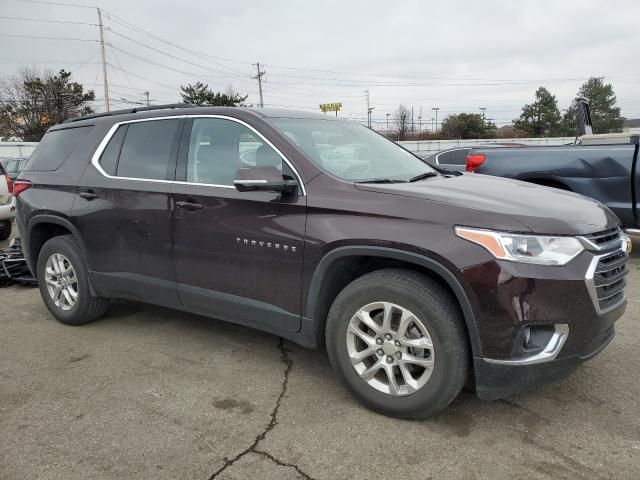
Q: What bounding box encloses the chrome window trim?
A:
[90,114,306,195]
[483,324,570,365]
[434,147,470,166]
[234,179,268,185]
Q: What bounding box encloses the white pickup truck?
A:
[0,162,15,240]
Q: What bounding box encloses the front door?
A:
[74,117,184,307]
[171,117,306,333]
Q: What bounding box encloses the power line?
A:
[12,0,96,8]
[104,27,252,80]
[0,33,98,42]
[0,15,97,25]
[100,9,252,73]
[106,63,178,90]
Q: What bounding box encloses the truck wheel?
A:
[326,268,469,419]
[37,235,109,326]
[0,220,11,241]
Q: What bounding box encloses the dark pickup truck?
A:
[465,134,640,233]
[445,100,640,234]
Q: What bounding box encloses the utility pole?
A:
[365,90,370,128]
[479,107,486,119]
[386,113,390,134]
[418,106,422,133]
[97,8,110,112]
[144,91,150,107]
[432,107,439,132]
[253,62,265,108]
[411,106,414,133]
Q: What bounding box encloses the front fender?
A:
[303,245,483,358]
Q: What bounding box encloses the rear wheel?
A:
[0,220,11,241]
[326,268,469,419]
[37,235,109,325]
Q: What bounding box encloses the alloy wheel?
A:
[44,253,79,311]
[346,301,435,396]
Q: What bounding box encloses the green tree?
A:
[560,77,624,136]
[439,113,497,139]
[180,82,247,106]
[513,87,562,137]
[0,68,95,141]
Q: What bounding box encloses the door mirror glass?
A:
[234,166,298,193]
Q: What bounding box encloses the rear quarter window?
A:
[25,126,93,171]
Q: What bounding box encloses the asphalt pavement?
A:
[1,232,639,480]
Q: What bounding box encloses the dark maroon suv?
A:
[14,105,630,418]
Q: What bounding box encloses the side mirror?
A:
[233,166,298,194]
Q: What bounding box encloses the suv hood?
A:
[355,173,619,235]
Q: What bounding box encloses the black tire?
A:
[0,220,11,241]
[37,235,109,326]
[326,268,469,419]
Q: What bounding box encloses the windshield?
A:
[268,118,436,182]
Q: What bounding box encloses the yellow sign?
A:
[319,102,342,113]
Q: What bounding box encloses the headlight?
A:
[455,226,584,266]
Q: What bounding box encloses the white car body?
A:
[0,171,15,222]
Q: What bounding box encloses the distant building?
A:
[623,118,640,133]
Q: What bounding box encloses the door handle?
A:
[175,200,203,211]
[79,191,98,200]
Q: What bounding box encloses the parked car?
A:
[0,161,15,240]
[1,157,29,181]
[421,147,470,170]
[15,105,630,419]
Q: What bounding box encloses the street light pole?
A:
[432,107,439,132]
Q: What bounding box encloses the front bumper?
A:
[462,245,628,400]
[474,306,619,400]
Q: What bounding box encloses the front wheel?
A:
[37,235,109,325]
[326,269,469,419]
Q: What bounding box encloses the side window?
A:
[186,118,285,186]
[101,119,181,180]
[118,119,181,180]
[436,151,451,164]
[98,125,127,175]
[5,160,18,173]
[449,149,470,165]
[25,126,92,171]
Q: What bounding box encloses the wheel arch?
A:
[518,176,572,191]
[26,215,95,294]
[303,246,482,358]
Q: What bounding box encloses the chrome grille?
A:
[594,250,628,311]
[579,227,624,251]
[585,230,629,314]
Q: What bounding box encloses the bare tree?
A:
[393,104,410,140]
[0,68,95,141]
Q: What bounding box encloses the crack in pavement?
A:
[208,338,317,480]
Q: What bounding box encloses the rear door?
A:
[74,117,184,307]
[171,116,306,332]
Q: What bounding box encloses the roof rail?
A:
[63,103,194,123]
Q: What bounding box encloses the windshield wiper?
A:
[409,171,439,182]
[355,178,407,184]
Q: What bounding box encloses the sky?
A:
[1,0,638,130]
